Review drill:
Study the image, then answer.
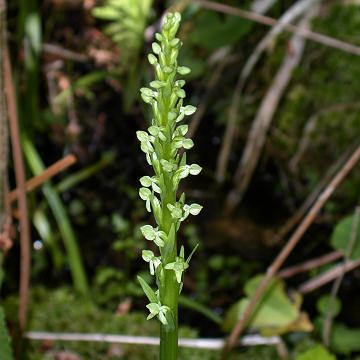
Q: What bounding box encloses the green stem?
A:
[160,269,179,360]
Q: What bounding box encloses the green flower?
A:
[146,302,171,325]
[140,225,167,247]
[142,250,161,275]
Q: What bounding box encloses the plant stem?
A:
[160,269,179,360]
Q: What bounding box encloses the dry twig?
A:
[0,0,7,233]
[4,44,31,331]
[43,43,89,62]
[298,258,360,294]
[221,145,360,358]
[7,154,77,204]
[278,250,344,279]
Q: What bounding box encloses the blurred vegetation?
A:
[1,0,360,359]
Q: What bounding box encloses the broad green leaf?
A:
[331,323,360,355]
[330,214,360,259]
[296,345,336,360]
[223,275,312,335]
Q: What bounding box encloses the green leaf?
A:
[331,323,360,354]
[137,275,157,303]
[330,214,360,259]
[186,244,199,264]
[296,345,336,360]
[223,275,312,335]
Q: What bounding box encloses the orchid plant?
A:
[136,12,202,360]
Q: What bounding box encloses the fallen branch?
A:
[225,11,313,213]
[43,43,89,62]
[7,154,77,204]
[4,42,31,331]
[221,144,360,358]
[278,250,344,279]
[298,258,360,294]
[24,332,281,349]
[0,0,8,233]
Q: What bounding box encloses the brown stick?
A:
[194,0,360,56]
[221,145,360,358]
[7,154,77,204]
[42,43,89,62]
[278,250,343,279]
[4,45,31,331]
[298,258,360,294]
[0,0,8,232]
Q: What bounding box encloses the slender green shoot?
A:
[137,12,202,360]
